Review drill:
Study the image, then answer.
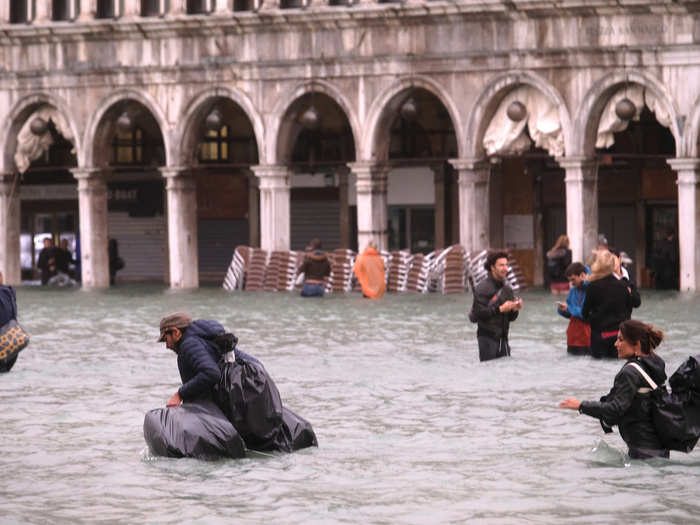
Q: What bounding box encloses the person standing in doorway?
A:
[469,250,523,362]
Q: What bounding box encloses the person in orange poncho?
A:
[353,241,386,299]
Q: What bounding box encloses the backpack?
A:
[627,358,700,453]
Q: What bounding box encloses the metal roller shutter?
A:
[107,212,166,281]
[290,200,340,251]
[198,218,249,283]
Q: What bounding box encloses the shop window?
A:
[199,125,230,163]
[53,0,73,21]
[112,128,144,165]
[10,2,29,23]
[187,0,209,13]
[280,0,305,8]
[97,0,116,18]
[141,0,163,16]
[233,0,255,11]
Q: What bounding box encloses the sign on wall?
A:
[504,214,534,249]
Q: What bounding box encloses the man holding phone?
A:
[556,262,590,355]
[469,250,523,362]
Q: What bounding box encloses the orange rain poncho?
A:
[353,246,386,299]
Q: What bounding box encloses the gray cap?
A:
[158,312,192,342]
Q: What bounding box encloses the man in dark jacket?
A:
[157,312,223,407]
[470,251,523,362]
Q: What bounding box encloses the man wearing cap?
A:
[158,312,223,408]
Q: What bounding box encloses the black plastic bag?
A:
[143,399,246,460]
[214,352,284,451]
[272,407,318,452]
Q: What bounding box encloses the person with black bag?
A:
[559,319,669,459]
[0,271,30,373]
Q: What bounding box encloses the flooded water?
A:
[2,285,700,524]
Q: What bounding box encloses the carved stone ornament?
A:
[506,100,527,122]
[615,97,636,121]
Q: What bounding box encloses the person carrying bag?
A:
[0,272,30,373]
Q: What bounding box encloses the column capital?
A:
[159,166,191,178]
[557,157,597,183]
[72,167,108,180]
[347,161,389,179]
[448,157,489,172]
[556,156,597,170]
[251,164,289,178]
[667,158,700,175]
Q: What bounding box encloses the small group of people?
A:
[556,247,640,358]
[37,237,76,286]
[296,238,386,299]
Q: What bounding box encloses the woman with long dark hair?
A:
[559,319,669,459]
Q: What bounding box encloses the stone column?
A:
[34,1,51,22]
[259,0,280,11]
[0,174,21,285]
[557,157,598,265]
[348,162,388,252]
[122,0,141,16]
[338,166,350,249]
[161,167,199,289]
[668,158,700,291]
[246,170,260,248]
[449,158,490,253]
[72,168,110,288]
[431,163,445,250]
[78,0,98,21]
[251,165,290,252]
[0,3,11,23]
[213,0,232,13]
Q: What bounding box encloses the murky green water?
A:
[2,286,700,524]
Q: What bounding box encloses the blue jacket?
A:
[558,282,588,321]
[176,320,225,401]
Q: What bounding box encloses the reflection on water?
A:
[2,286,700,523]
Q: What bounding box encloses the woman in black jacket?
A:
[559,319,669,459]
[582,250,633,358]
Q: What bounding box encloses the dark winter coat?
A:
[300,251,331,281]
[581,274,632,333]
[471,274,518,340]
[176,320,225,401]
[580,354,668,458]
[0,285,17,328]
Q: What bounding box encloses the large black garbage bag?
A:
[214,352,284,450]
[272,407,318,452]
[143,399,246,460]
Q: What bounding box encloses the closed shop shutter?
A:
[108,212,166,281]
[198,218,249,283]
[290,199,340,251]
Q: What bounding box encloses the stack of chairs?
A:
[405,252,431,293]
[243,248,268,291]
[387,250,411,292]
[506,254,527,292]
[263,251,304,291]
[442,245,467,294]
[222,245,248,292]
[328,249,355,293]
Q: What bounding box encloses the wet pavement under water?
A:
[2,285,700,524]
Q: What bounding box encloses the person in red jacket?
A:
[353,241,386,299]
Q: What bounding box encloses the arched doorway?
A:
[379,87,458,254]
[14,104,79,282]
[186,97,259,283]
[93,99,166,283]
[278,91,356,251]
[594,86,677,287]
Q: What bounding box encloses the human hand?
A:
[558,397,581,410]
[499,301,515,312]
[166,392,182,407]
[513,298,523,311]
[557,301,567,312]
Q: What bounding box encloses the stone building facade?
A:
[1,0,699,289]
